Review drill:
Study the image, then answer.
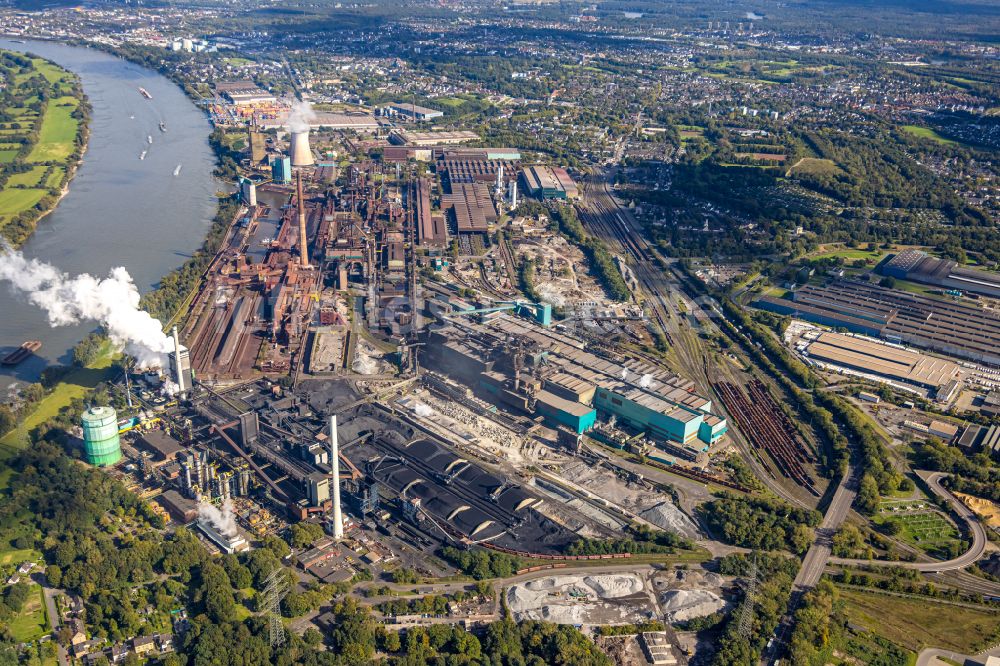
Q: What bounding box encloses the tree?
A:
[788,580,837,665]
[391,567,418,584]
[790,524,815,556]
[857,474,881,515]
[832,523,866,557]
[261,535,291,560]
[219,554,252,590]
[303,627,323,648]
[196,563,236,624]
[288,523,325,549]
[3,582,32,612]
[382,630,401,653]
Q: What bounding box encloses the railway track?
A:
[714,380,820,496]
[577,187,676,344]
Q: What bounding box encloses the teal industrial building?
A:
[271,156,292,184]
[422,313,727,458]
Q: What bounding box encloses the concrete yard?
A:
[560,459,703,539]
[506,568,731,627]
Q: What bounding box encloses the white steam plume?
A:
[198,499,238,538]
[620,368,628,381]
[639,373,653,388]
[0,246,174,368]
[411,402,434,418]
[286,99,315,134]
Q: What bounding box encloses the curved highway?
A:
[830,472,988,573]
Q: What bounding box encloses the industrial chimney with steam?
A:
[169,326,191,397]
[289,131,314,167]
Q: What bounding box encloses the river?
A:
[0,39,219,390]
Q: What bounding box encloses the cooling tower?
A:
[289,130,314,166]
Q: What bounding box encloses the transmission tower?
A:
[736,552,759,642]
[263,567,290,649]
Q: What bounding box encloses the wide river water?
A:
[0,39,218,390]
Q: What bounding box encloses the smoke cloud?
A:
[0,246,174,367]
[620,368,628,381]
[286,99,315,134]
[199,499,238,538]
[412,402,434,418]
[639,373,653,388]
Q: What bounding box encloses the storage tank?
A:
[81,406,122,467]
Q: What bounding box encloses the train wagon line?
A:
[714,381,819,496]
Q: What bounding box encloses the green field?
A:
[435,96,467,108]
[787,157,841,177]
[6,166,48,187]
[26,96,79,163]
[0,53,82,242]
[30,58,68,85]
[807,245,886,262]
[7,587,48,643]
[0,188,46,216]
[676,125,705,142]
[0,343,117,457]
[873,509,959,557]
[839,588,1000,653]
[0,548,40,567]
[45,168,64,188]
[901,125,958,146]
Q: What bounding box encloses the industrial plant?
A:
[65,111,741,573]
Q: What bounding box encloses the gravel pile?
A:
[661,589,727,622]
[639,502,701,539]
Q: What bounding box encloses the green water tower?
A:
[81,406,122,467]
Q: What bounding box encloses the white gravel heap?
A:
[639,502,701,539]
[506,573,647,624]
[661,589,727,622]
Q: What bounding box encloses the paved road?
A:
[830,472,987,573]
[917,649,980,666]
[761,468,857,665]
[40,581,67,666]
[796,469,859,590]
[916,643,1000,666]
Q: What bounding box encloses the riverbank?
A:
[0,50,90,247]
[0,342,115,458]
[0,39,222,442]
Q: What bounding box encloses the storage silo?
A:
[81,406,122,467]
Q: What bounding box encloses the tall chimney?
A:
[329,415,343,539]
[296,172,309,267]
[172,326,185,395]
